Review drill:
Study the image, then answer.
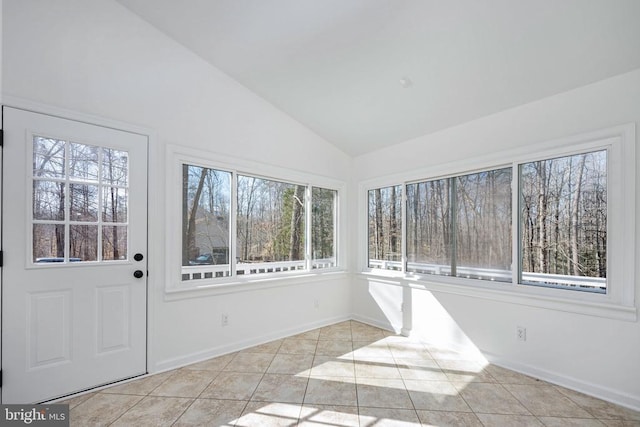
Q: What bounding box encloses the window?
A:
[519,150,607,293]
[363,126,632,307]
[405,168,512,282]
[456,169,512,280]
[175,154,341,286]
[312,187,337,269]
[32,136,129,263]
[182,165,231,279]
[370,158,601,290]
[236,175,305,274]
[367,185,402,270]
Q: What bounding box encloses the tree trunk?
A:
[435,180,450,263]
[289,186,304,260]
[570,155,587,275]
[410,184,420,262]
[243,179,257,261]
[389,186,398,258]
[374,188,384,260]
[536,162,549,273]
[552,169,565,274]
[107,155,120,260]
[56,182,65,257]
[184,167,207,264]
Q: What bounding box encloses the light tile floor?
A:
[65,321,640,426]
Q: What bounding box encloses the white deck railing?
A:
[181,258,605,292]
[368,260,606,291]
[181,258,336,281]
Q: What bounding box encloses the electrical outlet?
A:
[516,326,527,342]
[314,299,319,309]
[221,313,229,327]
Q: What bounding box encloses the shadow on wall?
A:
[361,278,486,362]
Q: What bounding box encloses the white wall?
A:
[352,68,640,409]
[2,0,352,371]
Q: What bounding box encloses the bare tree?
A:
[520,150,606,279]
[288,185,304,260]
[570,155,587,275]
[182,165,207,265]
[374,188,384,260]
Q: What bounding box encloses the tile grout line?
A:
[389,338,433,424]
[495,380,558,425]
[169,366,227,426]
[551,384,615,421]
[163,351,240,426]
[298,327,324,424]
[348,323,366,427]
[254,337,313,423]
[106,394,147,426]
[104,370,181,426]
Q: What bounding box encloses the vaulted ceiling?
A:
[116,0,640,156]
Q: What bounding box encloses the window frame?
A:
[403,166,513,282]
[29,135,132,267]
[516,149,608,293]
[182,163,233,279]
[367,185,403,271]
[166,145,346,294]
[311,186,339,270]
[359,124,636,320]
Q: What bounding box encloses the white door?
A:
[1,107,148,403]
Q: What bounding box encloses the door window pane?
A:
[368,185,402,270]
[69,142,99,181]
[102,226,128,261]
[312,187,336,269]
[182,165,232,279]
[33,224,65,262]
[70,184,99,222]
[33,181,65,220]
[33,137,65,178]
[520,150,607,292]
[70,225,98,261]
[102,188,128,223]
[102,148,128,186]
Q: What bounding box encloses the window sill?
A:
[165,269,348,301]
[358,270,637,322]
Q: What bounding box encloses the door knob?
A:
[134,253,144,261]
[133,270,144,279]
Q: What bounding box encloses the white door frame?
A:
[0,98,159,401]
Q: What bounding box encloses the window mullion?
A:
[97,147,103,262]
[230,171,238,277]
[333,189,338,268]
[401,184,407,273]
[64,141,70,262]
[512,162,520,285]
[450,177,457,277]
[305,185,312,271]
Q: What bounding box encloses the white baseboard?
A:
[484,351,640,412]
[152,314,350,372]
[349,313,398,333]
